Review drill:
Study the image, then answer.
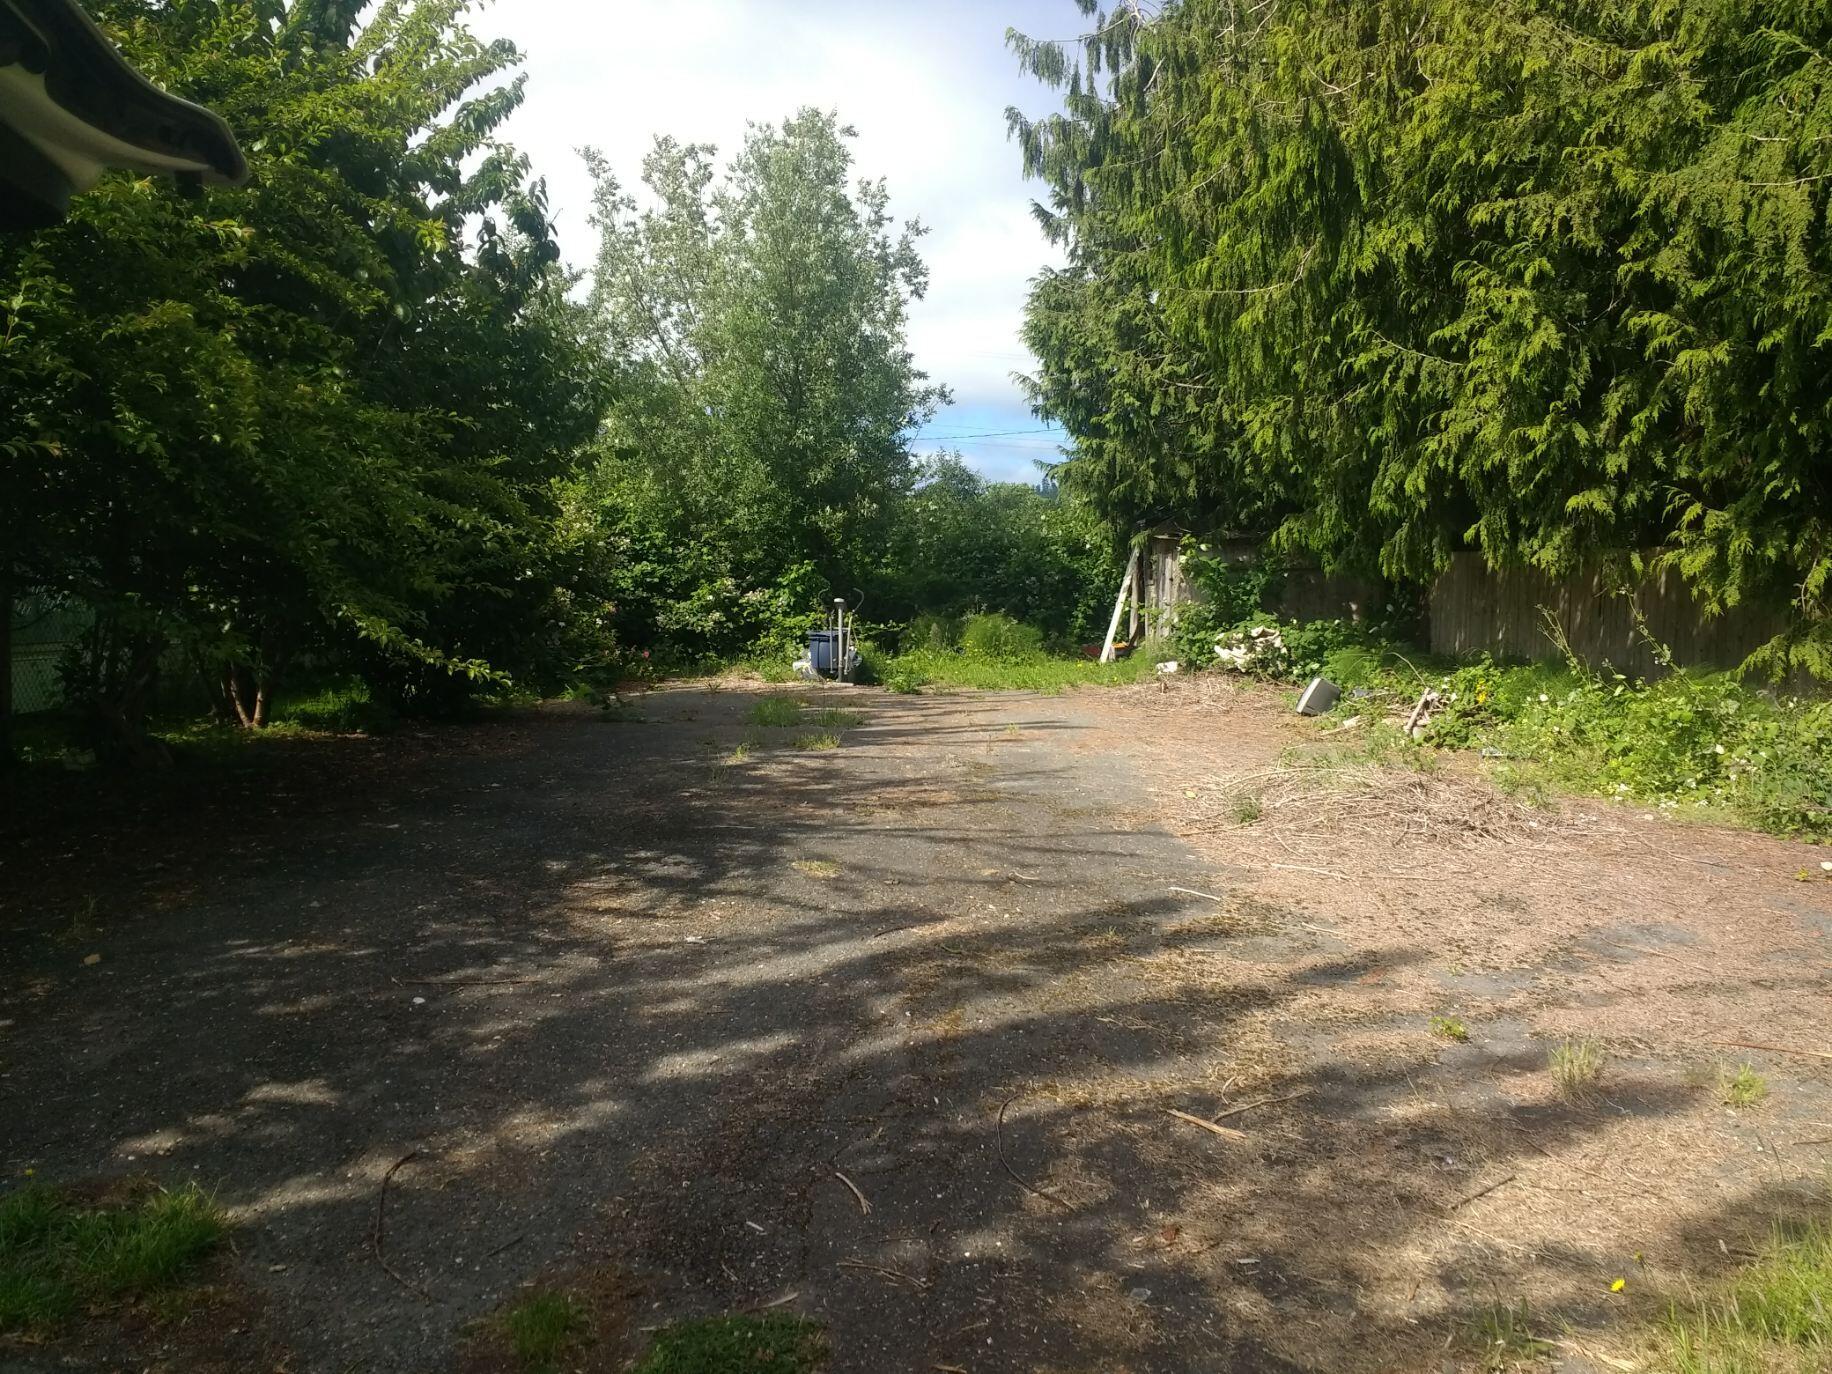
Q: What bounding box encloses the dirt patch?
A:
[1,677,1826,1373]
[1075,676,1832,1369]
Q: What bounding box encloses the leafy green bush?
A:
[959,613,1046,663]
[905,612,960,652]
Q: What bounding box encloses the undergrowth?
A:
[1168,603,1830,839]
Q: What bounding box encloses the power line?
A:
[912,427,1063,440]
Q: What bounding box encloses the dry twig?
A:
[996,1096,1072,1211]
[371,1149,429,1301]
[831,1168,872,1215]
[836,1258,930,1290]
[1166,1108,1248,1141]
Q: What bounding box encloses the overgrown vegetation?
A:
[1166,549,1832,839]
[630,1312,826,1374]
[1011,0,1832,680]
[0,1183,227,1333]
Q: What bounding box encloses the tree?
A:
[1,0,604,758]
[1010,0,1832,677]
[581,110,946,659]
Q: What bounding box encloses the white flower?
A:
[1537,693,1549,702]
[1713,744,1725,755]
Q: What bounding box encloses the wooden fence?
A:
[1428,552,1792,678]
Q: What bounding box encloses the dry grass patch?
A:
[1549,1036,1607,1099]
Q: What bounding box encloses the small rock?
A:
[82,953,102,966]
[1128,1286,1152,1302]
[411,996,426,1005]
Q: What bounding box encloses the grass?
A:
[792,859,840,879]
[1653,1218,1832,1372]
[879,647,1161,695]
[748,696,805,727]
[1231,793,1264,824]
[0,1182,228,1334]
[807,707,862,729]
[631,1312,826,1374]
[1467,1299,1553,1370]
[1429,1014,1470,1042]
[1720,1063,1768,1109]
[1550,1036,1607,1099]
[503,1289,588,1371]
[794,731,841,750]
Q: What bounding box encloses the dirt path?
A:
[2,682,1829,1373]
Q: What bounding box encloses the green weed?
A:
[807,708,862,729]
[794,731,841,751]
[1720,1063,1768,1109]
[1429,1015,1470,1043]
[0,1183,228,1334]
[1231,793,1264,824]
[631,1312,826,1374]
[749,697,804,727]
[503,1289,588,1371]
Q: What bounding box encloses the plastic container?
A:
[807,629,839,678]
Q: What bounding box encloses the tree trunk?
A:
[226,665,255,728]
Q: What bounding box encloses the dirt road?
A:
[3,682,1829,1372]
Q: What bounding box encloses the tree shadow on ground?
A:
[0,686,1821,1373]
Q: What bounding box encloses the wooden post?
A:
[1128,546,1143,642]
[1099,548,1139,664]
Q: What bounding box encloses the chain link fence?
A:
[9,598,89,715]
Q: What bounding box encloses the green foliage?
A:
[503,1289,588,1372]
[1429,1015,1470,1043]
[1413,660,1832,837]
[959,613,1046,664]
[2,0,607,758]
[0,1183,227,1334]
[272,681,398,735]
[880,455,1118,643]
[1011,0,1832,679]
[630,1312,826,1374]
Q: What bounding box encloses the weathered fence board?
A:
[1428,552,1791,677]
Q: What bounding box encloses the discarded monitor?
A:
[1295,677,1341,716]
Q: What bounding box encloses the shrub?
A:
[959,613,1045,663]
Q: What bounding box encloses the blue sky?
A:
[473,0,1079,483]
